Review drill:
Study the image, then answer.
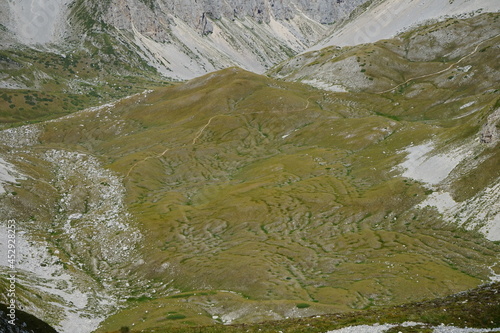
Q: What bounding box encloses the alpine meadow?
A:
[0,1,499,332]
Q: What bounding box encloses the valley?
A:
[0,1,499,333]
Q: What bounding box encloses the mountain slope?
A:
[3,66,497,332]
[144,282,500,332]
[0,0,370,124]
[272,12,500,94]
[309,0,500,50]
[0,44,164,123]
[271,12,500,241]
[2,15,500,330]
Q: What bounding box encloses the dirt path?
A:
[125,96,315,178]
[125,147,170,178]
[192,97,312,144]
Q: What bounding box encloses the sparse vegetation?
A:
[296,303,311,309]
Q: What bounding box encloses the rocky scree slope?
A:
[58,0,369,79]
[1,0,498,83]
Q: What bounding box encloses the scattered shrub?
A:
[167,314,187,320]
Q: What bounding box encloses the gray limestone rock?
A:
[102,0,370,37]
[200,12,214,35]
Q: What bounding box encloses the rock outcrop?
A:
[481,108,500,145]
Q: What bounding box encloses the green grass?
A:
[296,303,311,309]
[66,67,497,331]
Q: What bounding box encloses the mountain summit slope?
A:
[310,0,500,50]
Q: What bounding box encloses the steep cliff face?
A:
[102,0,367,36]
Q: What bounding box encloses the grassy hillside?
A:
[0,13,498,333]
